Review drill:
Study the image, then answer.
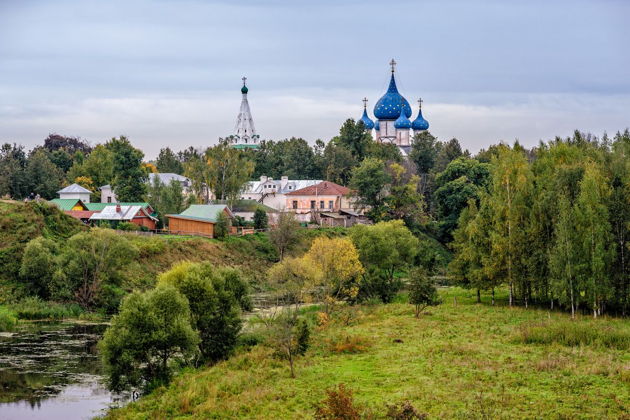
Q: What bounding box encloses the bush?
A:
[0,307,18,331]
[327,335,371,354]
[386,401,428,419]
[215,211,231,239]
[314,383,361,420]
[253,208,268,230]
[358,267,402,304]
[117,222,139,231]
[10,297,83,320]
[517,320,629,351]
[99,286,200,392]
[408,268,440,317]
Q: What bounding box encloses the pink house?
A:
[285,181,364,226]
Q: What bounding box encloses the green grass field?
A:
[104,288,630,419]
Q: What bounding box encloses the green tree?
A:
[206,141,254,205]
[19,237,59,298]
[408,267,440,317]
[156,147,184,174]
[0,143,28,198]
[333,119,373,161]
[350,220,419,303]
[107,136,147,202]
[322,142,357,186]
[433,138,466,173]
[24,149,64,199]
[145,178,184,228]
[409,131,440,174]
[67,144,115,200]
[253,208,268,230]
[350,157,390,220]
[214,211,231,239]
[158,261,246,363]
[99,286,200,392]
[56,229,138,310]
[269,212,300,261]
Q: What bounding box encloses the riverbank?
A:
[104,287,630,419]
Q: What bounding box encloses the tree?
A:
[206,141,254,205]
[156,147,184,174]
[158,261,246,363]
[269,212,300,261]
[43,133,91,155]
[350,220,419,303]
[0,143,28,198]
[24,149,64,199]
[99,286,200,392]
[408,268,440,317]
[214,211,231,239]
[19,237,59,298]
[56,229,138,310]
[145,177,184,228]
[107,136,147,202]
[67,144,115,198]
[304,237,364,311]
[410,131,440,174]
[334,119,373,161]
[321,142,357,186]
[433,138,466,173]
[386,163,426,227]
[350,158,390,220]
[253,208,268,230]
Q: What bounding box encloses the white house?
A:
[240,176,322,211]
[57,184,92,203]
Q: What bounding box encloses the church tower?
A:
[232,77,260,149]
[358,59,429,157]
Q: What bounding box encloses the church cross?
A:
[362,97,368,109]
[242,76,247,86]
[418,98,423,108]
[389,58,397,73]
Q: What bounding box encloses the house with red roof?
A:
[285,181,365,227]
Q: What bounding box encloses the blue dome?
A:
[375,120,380,131]
[374,74,412,120]
[359,108,374,130]
[394,103,412,129]
[412,108,429,131]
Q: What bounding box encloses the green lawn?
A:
[106,287,629,419]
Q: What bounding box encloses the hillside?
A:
[104,288,629,419]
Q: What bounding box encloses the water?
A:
[0,322,127,420]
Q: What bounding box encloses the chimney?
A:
[260,175,268,183]
[116,204,121,213]
[281,176,288,188]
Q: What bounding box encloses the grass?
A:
[0,306,18,331]
[8,297,84,320]
[104,288,630,419]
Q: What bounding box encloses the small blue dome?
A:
[375,120,380,131]
[412,108,429,131]
[394,103,412,129]
[359,108,374,130]
[374,74,412,120]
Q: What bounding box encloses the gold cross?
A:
[242,76,247,86]
[389,58,397,73]
[362,97,368,108]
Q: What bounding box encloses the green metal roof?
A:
[49,198,84,211]
[172,204,230,223]
[213,199,277,213]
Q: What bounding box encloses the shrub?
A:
[117,221,139,231]
[408,268,440,317]
[214,211,231,239]
[386,401,428,419]
[99,286,200,392]
[0,307,18,331]
[328,335,371,354]
[253,208,268,230]
[10,297,83,320]
[314,383,361,420]
[296,318,310,355]
[517,320,629,351]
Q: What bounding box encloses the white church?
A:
[358,59,430,156]
[230,76,260,149]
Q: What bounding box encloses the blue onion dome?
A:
[375,120,380,131]
[374,73,412,120]
[394,102,412,129]
[412,100,429,130]
[359,101,374,130]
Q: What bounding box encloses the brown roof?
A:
[65,210,96,220]
[286,181,350,196]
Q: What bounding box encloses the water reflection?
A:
[0,321,128,419]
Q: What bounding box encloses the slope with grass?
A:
[104,288,629,419]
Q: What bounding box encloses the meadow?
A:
[104,288,630,419]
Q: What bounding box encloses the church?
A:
[359,59,429,156]
[231,77,260,149]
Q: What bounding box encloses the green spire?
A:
[241,76,248,94]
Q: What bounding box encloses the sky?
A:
[1,0,628,159]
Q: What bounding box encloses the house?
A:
[285,181,365,226]
[100,172,193,203]
[166,205,234,237]
[49,196,156,225]
[57,184,92,203]
[240,176,322,211]
[89,204,158,230]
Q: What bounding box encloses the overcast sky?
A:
[1,0,628,159]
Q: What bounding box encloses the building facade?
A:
[240,176,322,211]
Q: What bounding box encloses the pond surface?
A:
[0,322,128,420]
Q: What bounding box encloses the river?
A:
[0,321,128,420]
